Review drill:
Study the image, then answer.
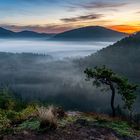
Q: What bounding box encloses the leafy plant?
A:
[102,121,132,136]
[17,105,37,121]
[0,113,11,131]
[0,88,17,110]
[5,110,19,123]
[18,119,40,131]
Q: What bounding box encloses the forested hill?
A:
[0,27,54,38]
[53,26,127,41]
[76,32,140,84]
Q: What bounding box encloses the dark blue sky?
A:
[0,0,140,33]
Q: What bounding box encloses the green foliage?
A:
[0,88,27,112]
[0,87,38,121]
[0,113,11,131]
[117,79,137,110]
[0,88,17,110]
[85,65,115,87]
[98,120,133,136]
[5,110,19,122]
[109,121,131,136]
[84,66,137,112]
[17,105,37,121]
[18,119,40,130]
[90,113,136,137]
[0,105,38,133]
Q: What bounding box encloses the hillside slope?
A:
[0,27,53,38]
[74,32,140,113]
[0,27,15,37]
[53,26,127,41]
[15,31,53,38]
[77,32,140,83]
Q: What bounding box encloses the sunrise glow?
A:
[0,0,140,34]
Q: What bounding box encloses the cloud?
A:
[67,1,127,11]
[136,11,140,14]
[80,2,126,9]
[19,0,58,3]
[61,14,103,23]
[0,24,73,34]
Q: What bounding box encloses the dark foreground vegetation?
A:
[0,89,140,140]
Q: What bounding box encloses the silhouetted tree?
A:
[84,66,137,117]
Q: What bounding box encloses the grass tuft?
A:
[37,105,58,130]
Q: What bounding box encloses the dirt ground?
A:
[1,119,137,140]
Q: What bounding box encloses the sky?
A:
[0,0,140,34]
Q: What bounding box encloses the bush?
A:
[17,105,37,122]
[18,119,40,131]
[5,110,19,123]
[37,106,57,130]
[0,89,17,110]
[0,113,11,131]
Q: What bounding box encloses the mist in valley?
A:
[0,39,112,59]
[0,39,139,114]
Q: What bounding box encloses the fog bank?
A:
[0,39,113,59]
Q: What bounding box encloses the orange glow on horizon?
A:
[108,25,140,34]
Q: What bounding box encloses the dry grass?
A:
[37,105,57,130]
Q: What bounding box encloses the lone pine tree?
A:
[84,66,137,117]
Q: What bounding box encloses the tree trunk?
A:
[110,84,116,117]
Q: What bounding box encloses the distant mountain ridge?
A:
[15,30,55,38]
[0,27,54,38]
[0,26,128,41]
[0,27,15,37]
[53,26,128,41]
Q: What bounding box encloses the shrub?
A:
[0,89,16,110]
[0,88,27,111]
[5,110,19,123]
[17,105,37,122]
[37,106,57,130]
[0,113,11,131]
[18,119,40,131]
